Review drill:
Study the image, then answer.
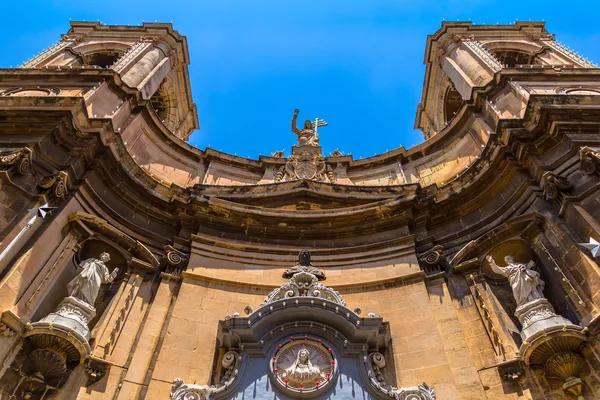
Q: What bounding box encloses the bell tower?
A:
[415,22,597,139]
[19,22,199,139]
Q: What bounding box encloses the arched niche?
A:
[480,239,538,346]
[29,211,158,336]
[451,214,546,353]
[481,239,536,281]
[75,239,128,332]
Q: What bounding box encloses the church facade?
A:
[0,20,599,400]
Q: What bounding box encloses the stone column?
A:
[441,37,498,100]
[120,40,173,100]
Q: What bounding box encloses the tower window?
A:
[82,51,123,68]
[492,50,538,67]
[443,84,463,124]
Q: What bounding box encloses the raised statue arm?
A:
[104,267,119,284]
[486,255,508,277]
[291,109,300,135]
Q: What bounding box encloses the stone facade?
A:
[0,20,599,400]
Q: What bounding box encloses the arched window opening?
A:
[82,51,123,68]
[443,84,463,124]
[150,78,178,133]
[492,50,539,67]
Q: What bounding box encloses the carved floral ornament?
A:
[367,352,436,400]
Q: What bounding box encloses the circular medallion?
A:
[270,336,336,396]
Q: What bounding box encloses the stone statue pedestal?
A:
[38,296,96,341]
[292,144,322,156]
[515,298,574,340]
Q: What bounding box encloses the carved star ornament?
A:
[579,237,600,258]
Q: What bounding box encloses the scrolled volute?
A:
[541,171,571,201]
[580,146,600,175]
[0,147,33,176]
[366,352,436,400]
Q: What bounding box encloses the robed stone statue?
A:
[68,252,119,306]
[486,255,545,307]
[291,109,320,147]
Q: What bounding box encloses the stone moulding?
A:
[170,351,244,400]
[68,212,160,269]
[364,352,436,400]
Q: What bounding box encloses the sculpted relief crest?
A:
[270,337,336,395]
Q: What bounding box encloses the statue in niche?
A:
[283,347,324,383]
[283,250,325,280]
[291,109,320,147]
[486,255,545,307]
[68,252,119,306]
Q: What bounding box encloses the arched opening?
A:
[443,84,463,124]
[492,50,538,67]
[82,51,123,68]
[149,78,179,133]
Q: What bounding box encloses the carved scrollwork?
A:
[170,379,214,400]
[38,170,69,199]
[0,147,33,176]
[580,146,600,175]
[366,352,436,399]
[219,350,241,385]
[171,350,242,399]
[417,245,446,277]
[263,271,346,306]
[276,151,336,183]
[164,246,188,277]
[541,171,571,201]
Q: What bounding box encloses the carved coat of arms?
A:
[275,149,336,183]
[286,150,325,180]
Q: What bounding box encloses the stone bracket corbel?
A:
[497,358,525,381]
[85,356,111,384]
[0,310,26,338]
[163,245,189,278]
[417,245,448,280]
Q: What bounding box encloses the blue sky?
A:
[2,1,599,159]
